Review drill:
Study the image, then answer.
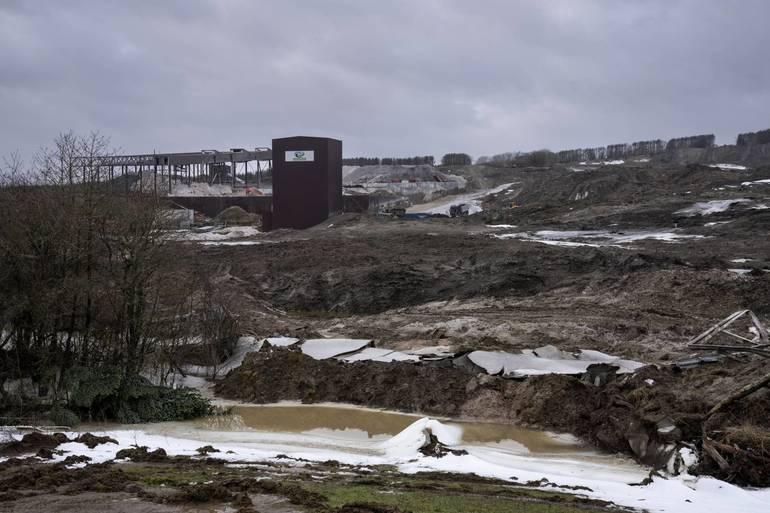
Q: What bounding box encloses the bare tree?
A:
[0,132,213,421]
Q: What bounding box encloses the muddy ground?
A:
[216,345,770,486]
[190,163,770,362]
[3,161,770,506]
[0,451,623,513]
[200,162,770,485]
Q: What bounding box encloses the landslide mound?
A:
[0,432,68,457]
[216,347,472,416]
[219,347,770,486]
[236,233,682,315]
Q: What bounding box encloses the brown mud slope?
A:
[218,347,770,486]
[165,161,770,366]
[479,163,770,227]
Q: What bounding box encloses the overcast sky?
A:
[1,0,770,160]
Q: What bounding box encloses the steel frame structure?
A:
[74,147,273,194]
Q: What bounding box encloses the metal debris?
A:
[687,309,770,358]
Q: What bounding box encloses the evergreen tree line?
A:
[482,134,717,166]
[665,134,715,150]
[342,156,435,166]
[439,153,472,166]
[737,128,770,146]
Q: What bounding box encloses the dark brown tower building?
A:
[272,136,342,229]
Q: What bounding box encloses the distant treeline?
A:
[342,154,474,167]
[737,128,770,146]
[343,156,435,166]
[440,153,472,166]
[477,150,557,167]
[478,133,720,165]
[665,134,715,151]
[343,127,770,169]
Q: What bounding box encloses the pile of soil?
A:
[217,346,770,486]
[215,206,260,225]
[0,432,68,457]
[216,346,472,416]
[0,432,119,459]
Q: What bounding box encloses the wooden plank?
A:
[749,311,769,344]
[723,330,760,344]
[688,310,747,346]
[706,371,770,419]
[689,344,770,358]
[703,438,730,471]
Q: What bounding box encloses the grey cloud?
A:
[1,0,769,160]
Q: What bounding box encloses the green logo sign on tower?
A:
[285,150,315,162]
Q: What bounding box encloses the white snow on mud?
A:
[5,414,769,513]
[741,178,770,186]
[485,224,518,229]
[168,225,261,242]
[675,199,769,216]
[301,338,373,360]
[409,182,517,215]
[578,160,624,166]
[704,220,733,227]
[264,336,301,347]
[467,345,643,378]
[492,229,704,247]
[708,163,748,171]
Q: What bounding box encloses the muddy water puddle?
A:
[192,404,584,454]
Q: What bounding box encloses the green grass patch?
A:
[119,463,225,486]
[307,482,613,513]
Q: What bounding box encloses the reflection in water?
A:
[193,405,584,454]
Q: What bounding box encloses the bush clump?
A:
[61,367,211,423]
[116,383,213,423]
[49,406,80,427]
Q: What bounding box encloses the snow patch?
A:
[199,241,268,246]
[380,418,463,458]
[741,178,770,186]
[493,229,703,248]
[170,226,261,242]
[4,416,769,513]
[410,182,517,216]
[264,337,300,347]
[301,339,373,360]
[708,163,748,171]
[467,345,643,378]
[675,199,767,216]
